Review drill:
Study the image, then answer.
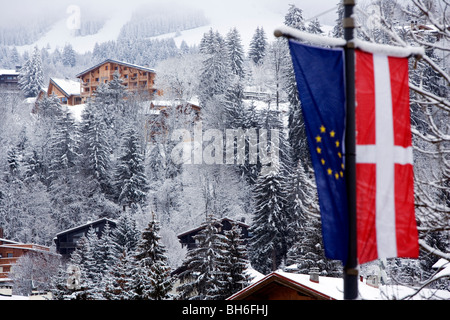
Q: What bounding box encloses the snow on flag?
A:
[355,49,419,264]
[288,40,349,264]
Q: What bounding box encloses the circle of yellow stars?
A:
[315,125,345,180]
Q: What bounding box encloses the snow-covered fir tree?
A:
[282,5,310,168]
[18,46,44,98]
[111,212,141,256]
[113,125,149,212]
[177,216,227,300]
[198,29,230,111]
[102,250,135,300]
[62,43,76,67]
[307,18,324,34]
[79,101,112,196]
[216,222,251,299]
[249,160,289,274]
[248,27,267,65]
[225,27,245,79]
[284,4,306,31]
[132,217,173,300]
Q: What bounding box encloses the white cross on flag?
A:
[355,49,419,264]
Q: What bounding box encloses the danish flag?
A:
[355,50,419,264]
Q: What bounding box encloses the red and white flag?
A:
[355,50,419,264]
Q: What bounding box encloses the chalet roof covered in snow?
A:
[229,269,450,300]
[50,78,81,97]
[75,59,156,78]
[0,69,19,76]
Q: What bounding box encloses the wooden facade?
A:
[0,229,52,280]
[47,78,82,106]
[76,59,157,102]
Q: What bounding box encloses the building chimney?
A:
[309,267,320,283]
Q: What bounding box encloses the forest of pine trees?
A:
[0,1,448,299]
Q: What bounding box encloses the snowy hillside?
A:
[14,0,337,54]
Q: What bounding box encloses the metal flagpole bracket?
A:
[345,267,359,276]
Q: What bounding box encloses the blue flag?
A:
[288,39,349,263]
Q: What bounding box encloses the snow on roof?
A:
[0,69,19,75]
[231,269,450,300]
[55,217,117,237]
[51,78,81,96]
[75,59,155,78]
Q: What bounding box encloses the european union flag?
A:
[288,39,349,263]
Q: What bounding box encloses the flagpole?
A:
[343,0,359,300]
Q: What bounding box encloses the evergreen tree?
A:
[111,212,141,256]
[284,4,306,31]
[248,27,267,65]
[249,161,289,274]
[66,234,103,300]
[51,264,74,300]
[225,27,245,79]
[95,222,117,273]
[332,2,345,38]
[80,101,112,195]
[307,18,324,34]
[282,4,310,167]
[62,43,76,67]
[285,162,342,277]
[198,29,230,106]
[177,217,226,300]
[47,105,80,182]
[114,126,149,211]
[91,72,130,153]
[18,46,44,98]
[217,222,250,299]
[102,251,135,300]
[132,218,173,300]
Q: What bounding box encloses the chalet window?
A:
[7,253,13,257]
[105,66,108,70]
[61,97,68,104]
[124,75,128,79]
[95,78,99,82]
[143,72,147,76]
[115,66,118,70]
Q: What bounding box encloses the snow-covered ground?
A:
[14,0,337,55]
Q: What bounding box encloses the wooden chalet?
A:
[53,217,117,259]
[0,228,52,281]
[227,270,337,300]
[0,67,20,92]
[177,217,250,250]
[76,59,157,102]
